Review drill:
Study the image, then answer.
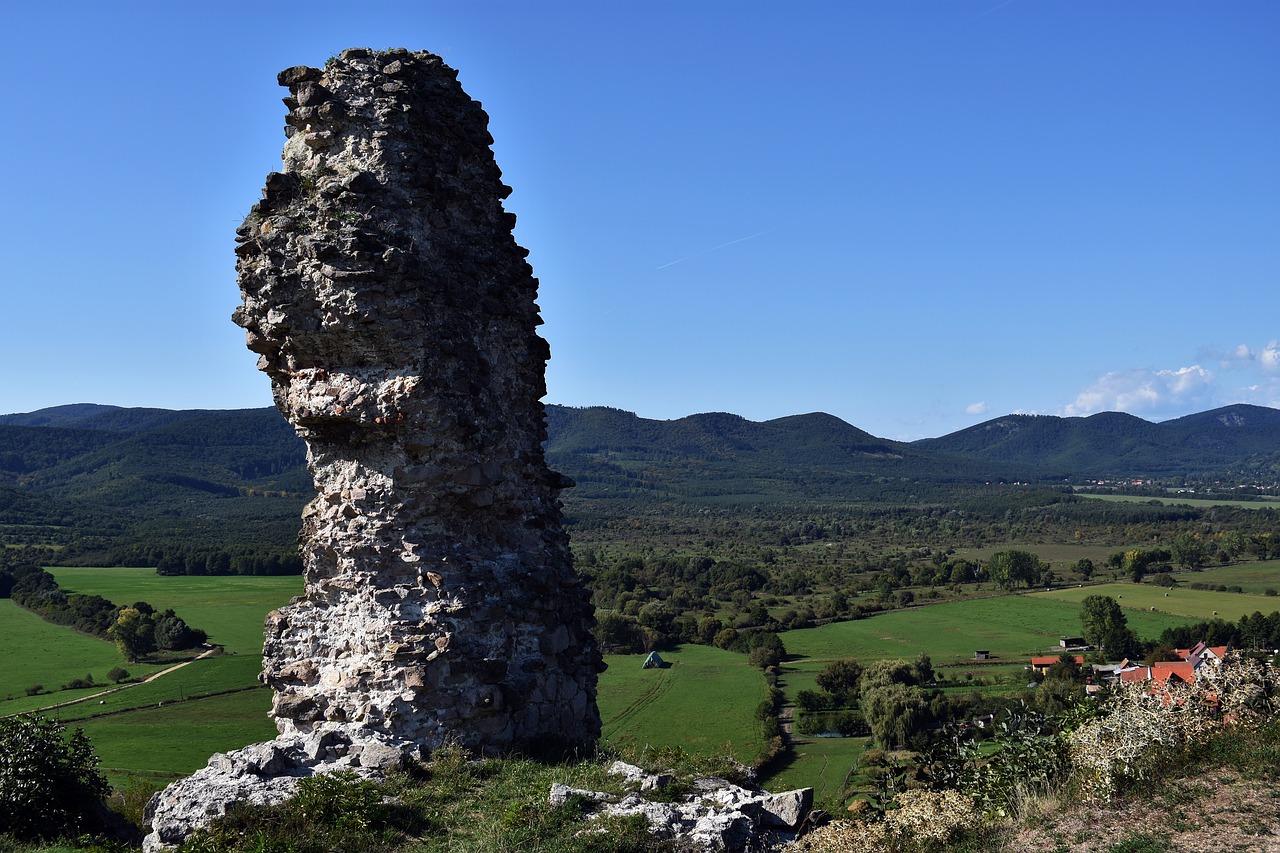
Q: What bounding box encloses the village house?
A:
[1030,654,1085,675]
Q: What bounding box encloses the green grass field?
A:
[763,735,870,805]
[780,595,1197,665]
[1173,561,1280,596]
[47,568,303,654]
[49,654,268,723]
[0,599,171,706]
[73,687,278,784]
[1033,581,1280,623]
[1078,493,1280,510]
[598,645,768,764]
[2,571,298,789]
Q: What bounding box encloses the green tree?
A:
[0,714,110,840]
[595,612,646,653]
[862,682,930,749]
[860,658,920,692]
[108,606,156,662]
[695,616,723,645]
[912,653,935,686]
[1170,533,1207,570]
[1079,595,1139,659]
[985,550,1044,590]
[749,645,781,669]
[815,658,863,701]
[154,611,204,651]
[1073,558,1095,580]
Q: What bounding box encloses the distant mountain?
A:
[0,407,310,561]
[0,403,124,428]
[0,401,1275,561]
[544,406,1006,502]
[914,404,1280,479]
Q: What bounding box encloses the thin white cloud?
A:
[1200,339,1280,373]
[965,401,988,415]
[1063,365,1215,418]
[1261,340,1280,374]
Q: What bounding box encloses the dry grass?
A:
[1003,769,1280,852]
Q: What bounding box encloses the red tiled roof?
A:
[1031,655,1085,667]
[1150,661,1195,685]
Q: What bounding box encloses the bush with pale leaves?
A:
[1067,654,1276,801]
[793,789,982,852]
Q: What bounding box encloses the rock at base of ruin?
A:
[145,47,601,850]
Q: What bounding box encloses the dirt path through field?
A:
[11,646,221,716]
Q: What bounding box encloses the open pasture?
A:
[762,734,869,805]
[1174,561,1280,596]
[1078,493,1280,510]
[598,644,768,764]
[1034,582,1278,623]
[72,687,278,784]
[48,567,303,654]
[780,595,1196,664]
[0,599,170,707]
[51,654,267,723]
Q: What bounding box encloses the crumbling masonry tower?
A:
[232,48,602,753]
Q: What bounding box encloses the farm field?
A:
[763,735,870,805]
[73,687,278,785]
[48,567,303,655]
[1173,561,1280,596]
[0,599,168,706]
[597,644,768,765]
[779,595,1197,665]
[1034,582,1279,623]
[1078,493,1280,510]
[765,594,1206,799]
[51,654,268,723]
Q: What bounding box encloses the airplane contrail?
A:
[656,226,783,270]
[974,0,1019,19]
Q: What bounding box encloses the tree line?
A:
[0,562,207,661]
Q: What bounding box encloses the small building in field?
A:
[1031,654,1085,675]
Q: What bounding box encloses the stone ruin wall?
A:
[232,47,603,753]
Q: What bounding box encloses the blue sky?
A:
[1,1,1276,440]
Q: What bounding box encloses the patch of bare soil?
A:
[1004,769,1280,852]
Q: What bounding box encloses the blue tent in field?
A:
[642,651,665,669]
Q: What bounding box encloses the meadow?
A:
[1034,581,1280,623]
[779,594,1196,665]
[764,734,870,803]
[73,687,278,786]
[7,563,1272,803]
[3,569,299,784]
[759,592,1206,799]
[47,567,303,654]
[0,599,170,706]
[1078,493,1280,510]
[1174,560,1280,596]
[597,644,768,765]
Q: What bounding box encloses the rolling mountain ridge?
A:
[0,402,1275,561]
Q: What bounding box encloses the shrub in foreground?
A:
[0,714,110,841]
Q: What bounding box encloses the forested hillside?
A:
[915,403,1280,480]
[0,402,1276,571]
